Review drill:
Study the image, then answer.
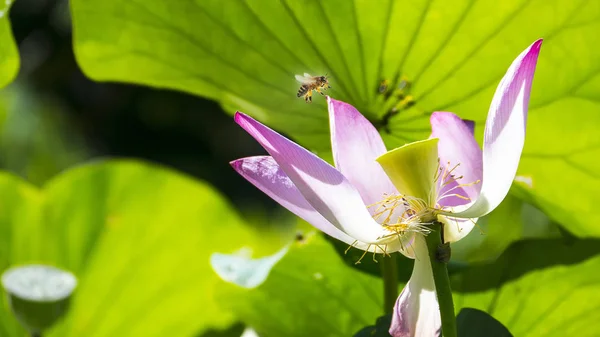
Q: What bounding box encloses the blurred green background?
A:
[0,0,599,336]
[0,0,273,209]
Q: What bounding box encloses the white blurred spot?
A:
[313,272,323,280]
[210,245,289,289]
[2,265,77,301]
[241,327,260,337]
[0,0,10,19]
[514,175,533,188]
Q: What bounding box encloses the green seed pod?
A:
[2,265,77,335]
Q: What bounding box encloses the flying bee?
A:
[295,73,331,103]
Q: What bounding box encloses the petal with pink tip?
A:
[462,119,475,135]
[389,235,441,337]
[231,156,356,244]
[234,112,388,244]
[430,112,482,207]
[231,156,412,255]
[451,39,542,219]
[328,97,396,207]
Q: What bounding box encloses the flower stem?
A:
[424,223,457,337]
[381,252,398,314]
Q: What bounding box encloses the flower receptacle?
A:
[377,138,440,207]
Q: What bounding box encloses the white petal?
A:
[450,39,542,219]
[389,235,441,337]
[210,245,289,289]
[439,214,479,243]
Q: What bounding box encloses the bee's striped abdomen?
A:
[297,84,309,97]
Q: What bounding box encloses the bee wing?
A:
[295,74,312,83]
[303,72,311,77]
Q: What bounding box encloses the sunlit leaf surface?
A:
[454,238,600,337]
[71,0,600,236]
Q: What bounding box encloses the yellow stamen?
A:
[433,158,442,182]
[443,162,461,183]
[355,245,371,264]
[472,218,486,235]
[438,193,471,201]
[360,157,482,261]
[345,240,358,255]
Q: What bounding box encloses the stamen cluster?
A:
[433,159,481,209]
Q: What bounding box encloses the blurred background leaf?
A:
[456,308,512,337]
[0,160,287,337]
[353,314,393,337]
[217,232,385,337]
[454,238,600,337]
[0,83,92,185]
[0,0,19,89]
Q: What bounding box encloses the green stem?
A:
[424,223,457,337]
[381,252,398,314]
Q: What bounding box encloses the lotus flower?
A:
[382,39,542,336]
[231,39,542,337]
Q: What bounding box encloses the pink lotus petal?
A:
[389,236,441,337]
[430,112,482,207]
[452,39,542,218]
[328,97,396,208]
[231,156,356,244]
[462,119,475,135]
[234,112,387,244]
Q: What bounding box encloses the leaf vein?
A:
[411,0,478,84]
[315,0,366,103]
[125,0,291,96]
[416,0,531,102]
[279,0,357,100]
[394,0,434,82]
